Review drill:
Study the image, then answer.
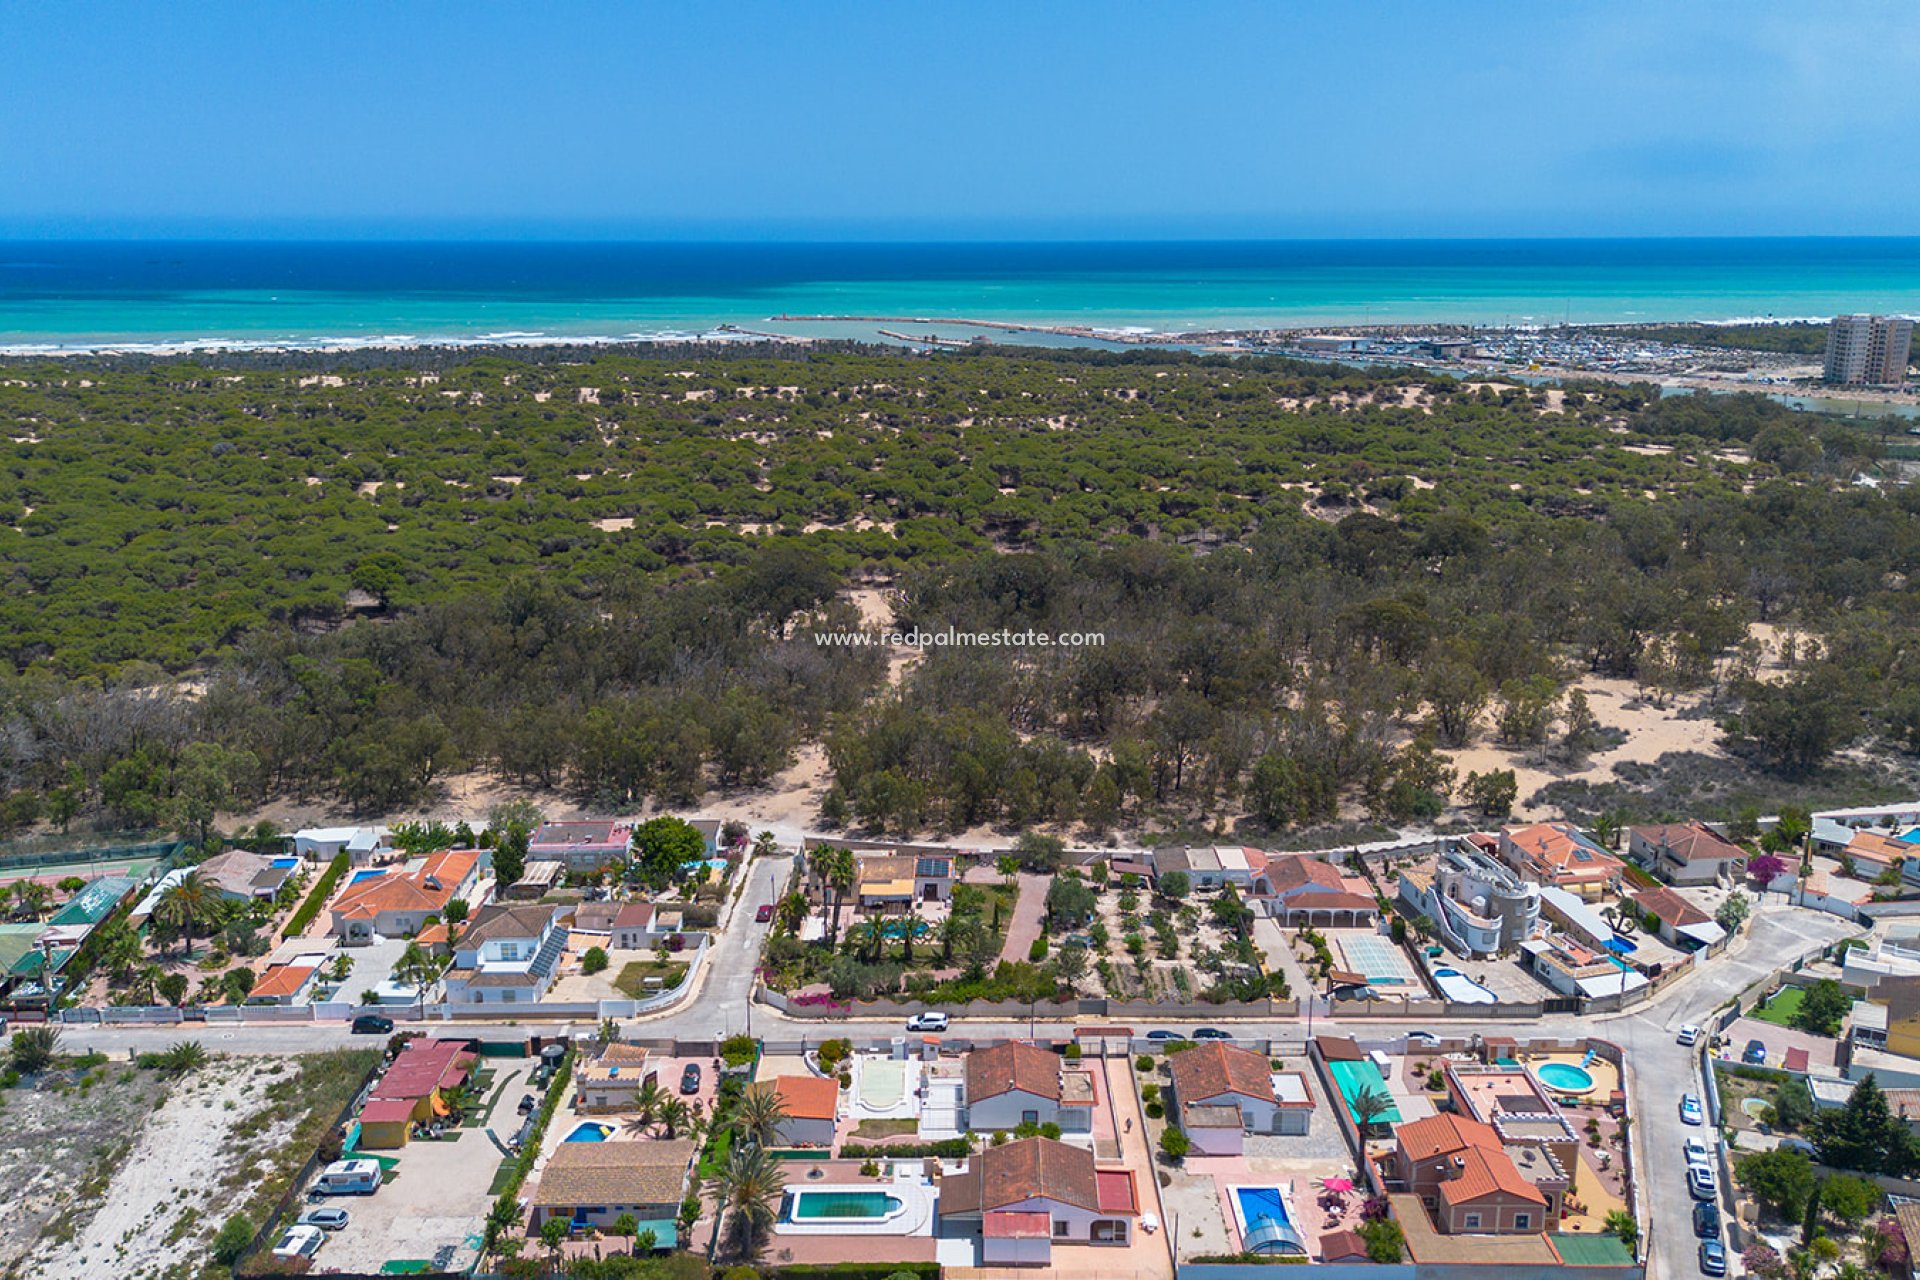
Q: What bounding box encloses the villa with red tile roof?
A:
[328,848,482,945]
[1626,821,1748,886]
[1629,885,1727,949]
[246,957,323,1005]
[1254,854,1379,926]
[937,1136,1138,1266]
[1167,1042,1310,1153]
[1390,1113,1559,1234]
[1497,823,1623,901]
[753,1074,839,1148]
[963,1041,1094,1135]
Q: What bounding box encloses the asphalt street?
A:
[57,868,1858,1280]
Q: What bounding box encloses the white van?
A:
[314,1158,382,1195]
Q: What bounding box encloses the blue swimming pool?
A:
[565,1123,614,1142]
[1536,1062,1597,1094]
[347,869,388,885]
[1232,1186,1306,1256]
[271,857,300,868]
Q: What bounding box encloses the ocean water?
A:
[2,238,1919,352]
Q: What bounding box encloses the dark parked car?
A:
[1693,1200,1720,1240]
[679,1063,702,1095]
[1145,1030,1187,1042]
[1742,1039,1767,1065]
[755,904,774,923]
[351,1014,394,1035]
[517,1093,538,1115]
[1192,1028,1233,1042]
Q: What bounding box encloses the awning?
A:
[1678,921,1727,947]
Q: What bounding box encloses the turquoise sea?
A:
[2,239,1918,352]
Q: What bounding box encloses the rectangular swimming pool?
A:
[788,1189,903,1220]
[1230,1185,1306,1256]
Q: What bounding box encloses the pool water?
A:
[347,869,388,885]
[1235,1186,1290,1227]
[790,1190,902,1220]
[1536,1062,1597,1093]
[565,1123,615,1142]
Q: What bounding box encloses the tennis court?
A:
[0,854,165,887]
[1335,932,1419,986]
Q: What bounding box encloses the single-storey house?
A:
[441,902,567,1005]
[758,1074,839,1148]
[1392,1113,1555,1235]
[328,848,481,945]
[964,1041,1092,1135]
[1254,856,1378,927]
[1167,1043,1308,1153]
[1626,822,1747,886]
[527,1139,697,1236]
[194,849,298,901]
[611,901,673,950]
[357,1037,476,1148]
[247,958,323,1006]
[293,826,390,865]
[574,1043,653,1113]
[1629,885,1726,949]
[1155,845,1268,890]
[1497,823,1623,901]
[938,1136,1138,1266]
[527,821,633,873]
[854,854,953,910]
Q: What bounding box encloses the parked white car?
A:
[1680,1093,1704,1125]
[1684,1136,1712,1164]
[1677,1024,1700,1046]
[1688,1164,1719,1201]
[905,1011,949,1032]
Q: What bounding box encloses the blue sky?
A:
[3,1,1917,239]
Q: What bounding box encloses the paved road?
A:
[63,883,1858,1280]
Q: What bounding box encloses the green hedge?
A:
[285,852,349,936]
[837,1138,971,1161]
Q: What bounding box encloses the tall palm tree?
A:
[822,846,856,945]
[844,920,882,964]
[731,1084,789,1149]
[153,873,223,958]
[655,1096,690,1139]
[633,1077,664,1126]
[132,961,163,1006]
[393,941,443,1012]
[710,1142,784,1261]
[1351,1085,1393,1136]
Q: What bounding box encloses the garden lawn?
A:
[1750,987,1805,1029]
[614,960,689,999]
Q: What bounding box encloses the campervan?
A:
[314,1159,382,1195]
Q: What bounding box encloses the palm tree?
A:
[821,845,856,944]
[132,962,163,1006]
[655,1096,691,1139]
[1350,1085,1394,1136]
[153,874,223,958]
[634,1078,665,1126]
[710,1142,783,1260]
[844,920,882,964]
[731,1084,789,1148]
[13,881,52,921]
[393,941,443,1012]
[753,831,779,859]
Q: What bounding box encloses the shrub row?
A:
[285,852,350,937]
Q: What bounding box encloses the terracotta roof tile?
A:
[1168,1041,1277,1106]
[966,1041,1061,1102]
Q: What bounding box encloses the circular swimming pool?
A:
[1535,1062,1597,1094]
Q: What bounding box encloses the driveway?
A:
[996,872,1048,965]
[672,854,790,1039]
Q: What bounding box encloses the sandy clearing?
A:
[27,1059,297,1280]
[593,517,634,532]
[1441,675,1729,819]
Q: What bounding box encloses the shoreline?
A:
[3,313,1916,413]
